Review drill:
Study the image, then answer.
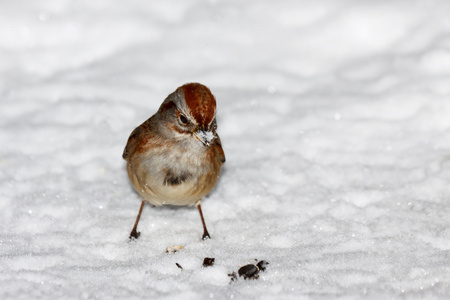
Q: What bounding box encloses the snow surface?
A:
[1,0,450,299]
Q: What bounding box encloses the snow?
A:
[1,0,450,299]
[196,130,215,146]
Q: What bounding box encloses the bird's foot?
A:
[129,230,141,240]
[202,231,211,240]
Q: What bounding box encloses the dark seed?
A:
[203,257,215,267]
[238,264,259,279]
[175,263,183,270]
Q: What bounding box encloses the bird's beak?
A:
[194,130,215,147]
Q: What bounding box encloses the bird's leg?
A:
[197,204,211,240]
[129,200,146,240]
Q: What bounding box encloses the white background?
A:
[1,0,450,299]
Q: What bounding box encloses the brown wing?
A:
[122,118,154,161]
[122,126,141,160]
[215,135,226,164]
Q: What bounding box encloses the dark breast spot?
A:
[164,170,191,186]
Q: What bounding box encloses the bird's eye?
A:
[179,115,188,124]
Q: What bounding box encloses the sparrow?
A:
[123,83,225,240]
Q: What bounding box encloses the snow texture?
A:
[196,130,215,146]
[1,0,450,299]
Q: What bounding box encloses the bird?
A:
[122,83,225,240]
